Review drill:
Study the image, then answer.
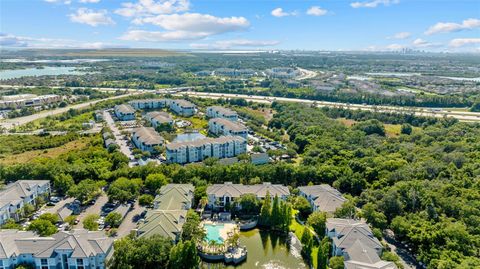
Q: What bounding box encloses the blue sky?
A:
[1,0,479,52]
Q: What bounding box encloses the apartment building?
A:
[208,118,248,138]
[298,185,346,213]
[206,182,290,210]
[129,99,168,110]
[326,218,397,269]
[206,106,238,121]
[0,94,62,109]
[0,180,50,225]
[114,104,135,121]
[131,127,165,153]
[166,136,247,164]
[144,111,174,128]
[169,99,196,117]
[0,229,113,269]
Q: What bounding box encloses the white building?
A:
[144,111,174,129]
[114,104,135,121]
[0,94,62,109]
[298,185,346,213]
[166,136,247,164]
[131,127,165,153]
[208,118,248,138]
[129,99,168,110]
[206,106,238,121]
[169,99,196,117]
[206,182,290,210]
[0,180,50,225]
[0,229,113,269]
[326,218,397,269]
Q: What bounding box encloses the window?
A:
[41,258,49,269]
[77,258,84,269]
[0,260,4,269]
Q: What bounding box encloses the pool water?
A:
[204,224,224,243]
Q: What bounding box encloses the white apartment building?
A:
[144,111,174,128]
[0,180,50,225]
[169,99,196,117]
[0,229,113,269]
[129,99,168,110]
[131,127,165,153]
[208,118,248,139]
[0,94,62,110]
[166,136,247,164]
[206,106,238,121]
[114,104,135,121]
[206,182,290,210]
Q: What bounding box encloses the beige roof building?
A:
[153,184,194,211]
[137,210,187,241]
[298,185,346,213]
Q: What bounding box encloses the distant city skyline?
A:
[0,0,479,52]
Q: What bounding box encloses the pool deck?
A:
[203,220,237,242]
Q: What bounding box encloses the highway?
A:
[175,91,480,122]
[1,85,480,126]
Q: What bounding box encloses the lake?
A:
[0,66,88,80]
[202,229,307,269]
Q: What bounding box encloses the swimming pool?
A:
[204,224,225,243]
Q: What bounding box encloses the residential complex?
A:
[0,180,50,225]
[114,104,135,121]
[144,111,174,128]
[206,182,290,210]
[129,99,167,110]
[206,106,238,121]
[131,127,165,153]
[0,229,113,269]
[169,99,196,117]
[208,118,248,138]
[166,136,247,164]
[128,99,196,117]
[138,184,194,242]
[0,94,62,109]
[153,184,194,210]
[298,184,346,213]
[326,218,397,269]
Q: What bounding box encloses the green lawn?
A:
[289,209,319,268]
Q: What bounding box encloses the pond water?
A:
[173,132,206,143]
[202,229,307,269]
[0,66,88,80]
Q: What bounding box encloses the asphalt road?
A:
[0,92,141,130]
[175,91,480,122]
[115,200,145,238]
[103,110,135,162]
[76,192,108,227]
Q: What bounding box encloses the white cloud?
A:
[115,0,190,17]
[351,0,399,8]
[190,39,280,49]
[0,33,119,49]
[387,32,411,39]
[449,38,480,48]
[386,43,405,50]
[129,13,249,39]
[0,33,28,47]
[79,0,101,3]
[69,8,115,26]
[412,38,441,48]
[271,8,296,17]
[306,6,327,16]
[120,30,209,42]
[425,18,480,35]
[44,0,71,4]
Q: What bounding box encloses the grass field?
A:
[17,111,94,132]
[0,135,93,164]
[289,209,319,268]
[337,118,420,137]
